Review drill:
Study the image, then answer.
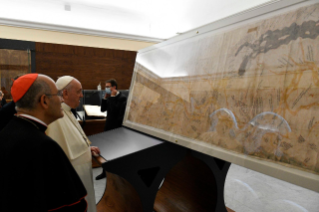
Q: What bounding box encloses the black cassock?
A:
[0,116,88,212]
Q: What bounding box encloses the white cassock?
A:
[46,103,96,212]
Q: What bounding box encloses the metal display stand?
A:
[89,127,231,212]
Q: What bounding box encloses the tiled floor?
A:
[92,165,319,212]
[92,167,106,204]
[224,164,319,212]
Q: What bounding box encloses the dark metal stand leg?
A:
[102,142,187,212]
[191,151,231,212]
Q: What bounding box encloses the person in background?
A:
[101,79,127,131]
[95,79,127,180]
[46,76,100,212]
[0,100,15,131]
[1,86,8,99]
[0,78,18,131]
[0,73,88,212]
[0,91,6,108]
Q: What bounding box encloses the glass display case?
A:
[0,49,31,100]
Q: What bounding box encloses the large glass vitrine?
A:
[0,38,35,101]
[0,49,31,100]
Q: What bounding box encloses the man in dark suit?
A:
[101,79,127,131]
[0,73,88,212]
[95,79,127,180]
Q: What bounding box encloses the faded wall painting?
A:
[0,49,31,99]
[125,3,319,174]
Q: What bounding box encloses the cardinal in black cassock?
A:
[0,73,88,212]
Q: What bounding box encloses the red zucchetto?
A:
[11,73,38,102]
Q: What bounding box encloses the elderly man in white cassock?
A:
[46,76,100,212]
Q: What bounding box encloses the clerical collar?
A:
[61,103,79,119]
[18,114,47,127]
[17,114,48,133]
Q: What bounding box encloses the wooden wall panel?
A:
[35,42,137,89]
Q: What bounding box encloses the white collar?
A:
[19,114,48,127]
[111,91,120,97]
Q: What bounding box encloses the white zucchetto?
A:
[56,76,75,90]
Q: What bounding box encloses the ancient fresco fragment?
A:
[126,3,319,174]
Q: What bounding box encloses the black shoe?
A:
[95,172,106,180]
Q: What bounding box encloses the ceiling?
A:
[0,0,275,42]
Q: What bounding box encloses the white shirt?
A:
[112,91,120,97]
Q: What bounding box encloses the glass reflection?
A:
[224,164,319,212]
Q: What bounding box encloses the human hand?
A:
[90,146,100,157]
[104,93,110,99]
